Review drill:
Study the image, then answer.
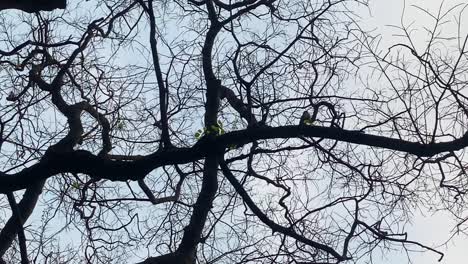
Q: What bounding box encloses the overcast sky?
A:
[3,1,467,263]
[362,1,468,263]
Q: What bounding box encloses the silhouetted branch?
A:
[0,0,66,13]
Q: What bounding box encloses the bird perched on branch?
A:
[299,110,313,126]
[6,91,16,102]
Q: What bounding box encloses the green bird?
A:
[300,110,311,125]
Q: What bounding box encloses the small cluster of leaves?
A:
[116,119,125,130]
[195,120,225,139]
[227,143,238,150]
[71,181,81,189]
[303,118,314,125]
[194,121,239,150]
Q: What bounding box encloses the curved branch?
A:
[219,84,257,125]
[219,160,346,261]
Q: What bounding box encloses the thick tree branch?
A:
[172,8,222,261]
[177,156,218,256]
[136,251,194,264]
[0,0,66,13]
[1,125,468,193]
[5,193,29,264]
[0,181,44,257]
[138,6,224,262]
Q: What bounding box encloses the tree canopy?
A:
[1,0,468,263]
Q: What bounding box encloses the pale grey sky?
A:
[2,1,468,263]
[361,1,468,263]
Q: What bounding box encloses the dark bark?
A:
[5,194,29,264]
[137,7,223,263]
[177,156,218,254]
[0,181,44,258]
[1,125,468,193]
[136,251,195,264]
[0,0,66,13]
